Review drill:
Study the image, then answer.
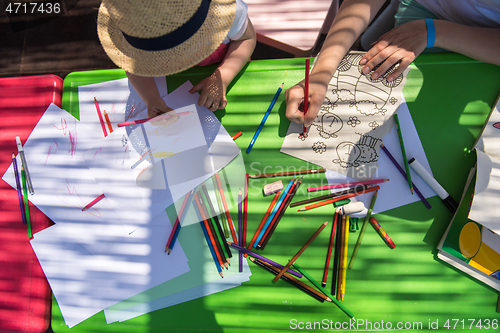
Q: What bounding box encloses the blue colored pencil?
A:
[12,153,27,225]
[195,202,223,277]
[246,83,284,153]
[253,178,294,247]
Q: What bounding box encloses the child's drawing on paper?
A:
[281,52,410,180]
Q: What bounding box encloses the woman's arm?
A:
[360,20,500,82]
[285,0,387,126]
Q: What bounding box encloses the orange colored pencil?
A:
[246,190,281,255]
[103,110,113,133]
[273,221,328,283]
[231,131,242,140]
[298,185,380,211]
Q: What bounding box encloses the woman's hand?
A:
[285,73,329,127]
[360,19,428,81]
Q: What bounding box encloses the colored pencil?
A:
[292,261,354,318]
[298,185,380,211]
[393,114,413,194]
[238,188,243,272]
[117,111,193,127]
[380,144,431,209]
[94,97,108,137]
[228,241,303,278]
[303,58,310,136]
[308,178,389,192]
[250,257,327,303]
[253,178,295,247]
[246,190,281,255]
[200,184,232,259]
[165,189,194,253]
[21,166,32,238]
[82,193,106,211]
[250,168,326,179]
[16,136,33,195]
[246,83,283,153]
[340,215,350,300]
[214,172,237,241]
[212,174,229,237]
[336,214,346,300]
[194,192,226,269]
[369,217,396,249]
[231,131,242,140]
[322,209,338,287]
[348,190,379,269]
[259,177,302,250]
[331,211,343,296]
[12,153,27,225]
[273,221,328,282]
[103,110,113,133]
[291,185,370,207]
[196,202,223,278]
[243,174,249,249]
[258,179,297,249]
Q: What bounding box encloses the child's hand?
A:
[189,69,227,111]
[146,96,173,118]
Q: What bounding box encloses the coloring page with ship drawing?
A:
[281,52,410,180]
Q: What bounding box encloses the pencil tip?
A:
[298,208,305,211]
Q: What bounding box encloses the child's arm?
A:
[285,0,387,127]
[360,20,500,82]
[126,72,174,118]
[189,19,257,111]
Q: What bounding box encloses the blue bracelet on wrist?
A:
[425,18,435,48]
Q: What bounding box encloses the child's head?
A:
[97,0,236,77]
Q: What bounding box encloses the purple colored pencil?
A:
[238,189,243,272]
[12,153,27,225]
[380,144,431,209]
[227,241,303,278]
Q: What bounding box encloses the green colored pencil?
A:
[21,166,32,238]
[394,113,413,194]
[292,262,354,318]
[348,189,378,269]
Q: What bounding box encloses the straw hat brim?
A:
[97,1,237,77]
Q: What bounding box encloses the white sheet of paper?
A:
[1,104,131,254]
[82,81,242,229]
[104,220,251,323]
[324,100,435,216]
[281,52,410,180]
[30,209,190,328]
[468,149,500,234]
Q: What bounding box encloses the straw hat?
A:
[97,0,236,76]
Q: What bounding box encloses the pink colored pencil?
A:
[308,178,389,192]
[94,97,108,137]
[82,193,105,211]
[117,111,193,127]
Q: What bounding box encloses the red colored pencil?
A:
[298,185,380,211]
[303,58,310,136]
[94,97,108,137]
[104,110,113,134]
[322,209,339,287]
[82,193,105,211]
[232,131,243,140]
[165,190,192,253]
